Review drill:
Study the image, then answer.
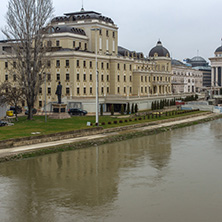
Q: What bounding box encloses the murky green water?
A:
[0,119,222,221]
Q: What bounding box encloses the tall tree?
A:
[2,0,54,120]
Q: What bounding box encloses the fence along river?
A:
[0,119,222,221]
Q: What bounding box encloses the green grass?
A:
[0,110,205,141]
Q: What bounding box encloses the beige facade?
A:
[0,9,172,112]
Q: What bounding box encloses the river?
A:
[0,119,222,221]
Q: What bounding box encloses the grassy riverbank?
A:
[0,112,221,163]
[0,110,205,140]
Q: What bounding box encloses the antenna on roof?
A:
[81,0,85,11]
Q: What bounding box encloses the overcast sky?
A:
[0,0,222,62]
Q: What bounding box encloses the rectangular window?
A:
[145,87,147,93]
[124,76,126,82]
[113,31,115,38]
[5,62,8,69]
[39,101,42,107]
[90,61,92,68]
[107,87,109,93]
[66,73,70,81]
[83,73,86,81]
[39,74,42,80]
[66,60,69,67]
[90,74,92,81]
[77,60,79,67]
[77,87,80,95]
[107,63,109,69]
[141,76,143,82]
[90,87,92,94]
[106,39,109,51]
[83,61,86,68]
[85,43,87,50]
[130,76,132,82]
[56,40,60,47]
[101,62,104,69]
[124,87,126,93]
[79,42,81,49]
[117,87,120,93]
[47,60,51,68]
[130,64,132,71]
[117,63,120,70]
[13,74,16,81]
[145,76,147,82]
[73,41,75,48]
[5,74,8,81]
[141,87,143,93]
[57,73,60,81]
[77,73,79,81]
[124,64,126,70]
[39,87,42,94]
[47,74,51,81]
[101,87,104,94]
[130,87,132,93]
[107,75,109,81]
[117,75,120,82]
[66,88,70,95]
[48,87,51,94]
[56,60,60,68]
[83,87,86,94]
[101,75,104,82]
[106,30,109,37]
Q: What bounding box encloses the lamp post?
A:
[91,28,101,125]
[44,73,47,123]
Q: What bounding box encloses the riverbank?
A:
[0,112,221,163]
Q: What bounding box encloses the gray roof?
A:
[51,10,114,24]
[118,46,144,59]
[42,26,86,36]
[171,59,184,66]
[215,46,222,53]
[149,40,170,57]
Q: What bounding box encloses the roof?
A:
[42,26,86,36]
[215,46,222,53]
[171,59,184,66]
[51,10,114,24]
[149,40,170,57]
[118,46,144,59]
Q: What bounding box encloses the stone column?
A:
[216,67,218,86]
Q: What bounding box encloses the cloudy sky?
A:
[0,0,222,62]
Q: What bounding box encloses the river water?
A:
[0,119,222,222]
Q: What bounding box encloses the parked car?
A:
[0,120,7,127]
[25,108,37,115]
[68,108,87,116]
[9,106,22,114]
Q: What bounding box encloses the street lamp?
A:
[91,28,101,125]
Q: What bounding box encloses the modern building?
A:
[0,8,173,112]
[186,56,211,87]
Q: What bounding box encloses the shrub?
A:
[134,118,137,121]
[119,120,123,123]
[138,117,142,120]
[113,120,118,124]
[108,121,112,125]
[125,119,128,122]
[101,122,105,125]
[129,119,132,122]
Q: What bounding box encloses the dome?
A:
[215,46,222,53]
[191,56,206,63]
[149,40,170,57]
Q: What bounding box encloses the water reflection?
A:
[0,119,221,221]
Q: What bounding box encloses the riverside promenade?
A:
[0,112,220,161]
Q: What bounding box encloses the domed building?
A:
[149,40,170,58]
[209,44,222,87]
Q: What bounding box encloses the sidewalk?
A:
[0,112,220,160]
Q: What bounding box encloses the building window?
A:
[141,87,143,93]
[99,29,102,35]
[83,73,86,81]
[101,87,104,94]
[66,88,70,95]
[145,87,147,93]
[101,74,104,82]
[145,76,147,82]
[77,60,79,67]
[39,87,42,94]
[117,75,120,82]
[90,61,92,68]
[5,74,8,81]
[13,62,16,68]
[124,75,126,82]
[73,41,75,48]
[5,62,8,69]
[39,74,42,80]
[117,63,120,70]
[130,87,132,93]
[90,73,92,81]
[66,60,69,67]
[13,74,16,81]
[101,62,104,69]
[130,64,132,71]
[83,60,86,68]
[130,76,132,82]
[107,75,109,81]
[107,63,109,69]
[77,73,79,81]
[57,73,60,81]
[141,76,143,82]
[124,87,126,93]
[56,60,60,68]
[124,64,126,70]
[47,60,51,68]
[113,31,115,38]
[48,87,51,94]
[77,87,80,95]
[107,87,109,93]
[66,73,70,81]
[90,87,92,94]
[85,43,87,50]
[39,101,42,107]
[47,74,51,81]
[56,40,60,47]
[79,42,81,49]
[83,87,86,94]
[106,30,109,37]
[117,87,120,93]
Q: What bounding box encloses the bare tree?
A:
[0,82,25,121]
[2,0,54,120]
